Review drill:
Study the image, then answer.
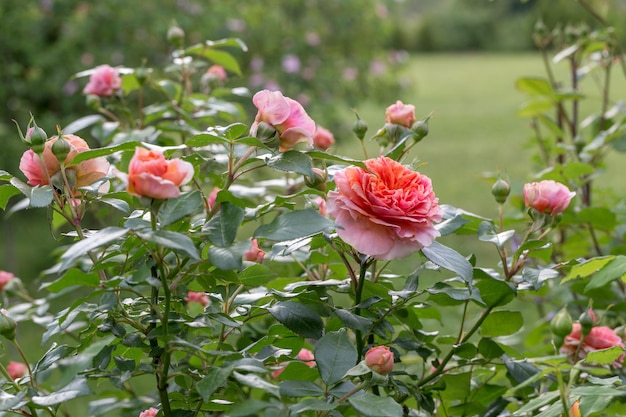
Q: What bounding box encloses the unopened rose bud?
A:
[0,311,17,341]
[352,118,368,141]
[411,119,429,142]
[86,94,102,110]
[26,125,47,154]
[6,361,27,380]
[304,168,327,191]
[51,135,72,163]
[135,66,149,86]
[579,310,595,336]
[364,346,394,375]
[167,25,185,48]
[491,177,511,205]
[550,307,573,339]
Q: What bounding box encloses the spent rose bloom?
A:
[327,156,442,260]
[243,239,265,264]
[560,323,625,366]
[312,126,335,150]
[250,89,316,152]
[19,134,110,193]
[127,147,194,199]
[83,64,122,97]
[271,348,315,378]
[0,271,14,292]
[365,346,394,375]
[6,361,27,380]
[185,291,209,307]
[523,180,575,215]
[139,407,159,417]
[385,100,416,128]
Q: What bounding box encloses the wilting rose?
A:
[0,271,14,292]
[83,65,122,97]
[312,126,335,150]
[560,323,625,366]
[365,346,394,375]
[139,407,159,417]
[385,100,416,128]
[250,90,316,151]
[523,180,575,215]
[272,348,315,378]
[327,156,442,260]
[19,135,110,193]
[243,239,265,264]
[6,361,27,380]
[127,147,194,199]
[185,291,209,307]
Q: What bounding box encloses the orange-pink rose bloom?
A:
[385,100,416,128]
[6,361,27,380]
[327,156,442,260]
[523,180,575,215]
[250,89,316,152]
[364,346,394,375]
[312,126,335,150]
[83,65,122,97]
[560,323,625,366]
[19,134,110,192]
[127,148,194,199]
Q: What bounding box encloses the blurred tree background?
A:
[2,0,626,283]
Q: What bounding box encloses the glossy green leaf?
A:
[475,277,515,308]
[32,377,91,406]
[348,393,403,417]
[266,150,314,177]
[0,391,27,411]
[434,372,471,400]
[60,227,129,271]
[478,221,515,249]
[203,202,244,247]
[197,367,232,401]
[41,268,100,292]
[254,209,335,241]
[10,177,53,208]
[516,76,553,95]
[185,133,226,147]
[290,398,337,414]
[577,206,616,230]
[422,241,472,282]
[238,263,276,286]
[268,301,324,339]
[315,330,357,386]
[208,244,246,271]
[561,256,615,283]
[585,255,626,291]
[585,345,625,365]
[279,381,325,397]
[577,385,626,415]
[503,356,540,385]
[0,184,20,210]
[334,308,373,334]
[305,151,366,168]
[516,97,554,117]
[478,338,505,360]
[232,371,279,397]
[513,239,552,263]
[157,191,203,227]
[480,311,523,337]
[136,229,200,260]
[68,141,139,166]
[0,170,12,181]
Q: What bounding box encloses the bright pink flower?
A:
[205,65,227,82]
[185,291,209,307]
[19,134,110,193]
[243,239,265,264]
[250,90,316,152]
[127,147,194,199]
[0,271,14,292]
[312,126,335,150]
[327,156,442,260]
[6,361,27,380]
[385,100,416,128]
[83,65,122,97]
[560,323,625,366]
[365,346,394,375]
[271,348,315,378]
[523,180,575,215]
[139,407,159,417]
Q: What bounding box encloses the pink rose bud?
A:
[0,271,14,292]
[0,310,17,341]
[523,180,575,216]
[385,100,416,128]
[560,323,625,366]
[243,239,265,264]
[312,126,335,150]
[139,407,159,417]
[205,65,227,82]
[185,291,209,307]
[6,361,27,380]
[25,125,47,153]
[364,346,394,375]
[271,348,316,378]
[83,65,122,97]
[127,147,194,200]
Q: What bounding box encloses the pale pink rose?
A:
[560,323,625,366]
[250,90,316,152]
[205,65,227,82]
[139,407,159,417]
[312,126,335,150]
[523,180,575,215]
[185,291,209,307]
[6,361,27,380]
[327,156,442,260]
[385,100,416,128]
[127,147,194,199]
[19,134,110,194]
[365,346,394,375]
[0,271,14,292]
[272,348,315,378]
[243,239,265,264]
[83,65,122,97]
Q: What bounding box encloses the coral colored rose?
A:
[560,323,625,366]
[250,90,316,152]
[127,147,194,199]
[271,348,316,378]
[312,126,335,150]
[243,239,265,263]
[185,291,209,307]
[327,156,442,260]
[568,401,581,417]
[139,407,159,417]
[19,134,110,193]
[6,361,27,380]
[523,180,575,215]
[385,100,416,128]
[365,346,394,375]
[83,65,122,97]
[0,271,14,292]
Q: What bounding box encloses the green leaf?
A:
[254,209,335,241]
[290,399,337,414]
[32,377,91,406]
[334,309,373,334]
[478,338,505,360]
[562,161,594,180]
[584,345,625,365]
[315,330,357,386]
[60,227,129,271]
[136,229,200,260]
[279,381,325,397]
[481,311,523,337]
[10,177,54,207]
[513,239,552,264]
[577,385,626,415]
[196,367,232,401]
[61,114,105,135]
[157,191,203,227]
[203,202,244,247]
[516,77,553,96]
[208,244,246,271]
[305,151,366,168]
[213,123,249,140]
[185,133,227,147]
[577,207,616,230]
[101,198,130,214]
[433,372,471,401]
[421,241,473,282]
[189,47,242,75]
[475,277,515,308]
[0,184,20,210]
[0,391,27,411]
[268,301,324,339]
[478,221,515,249]
[67,141,139,166]
[265,150,314,177]
[561,256,615,283]
[41,268,100,292]
[239,264,276,286]
[348,393,403,417]
[517,98,554,118]
[232,371,279,397]
[585,255,626,291]
[503,356,540,385]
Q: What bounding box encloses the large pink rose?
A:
[83,65,122,97]
[560,323,625,366]
[19,134,110,193]
[365,346,394,375]
[250,90,316,152]
[127,147,194,200]
[385,100,416,128]
[327,156,442,260]
[523,180,575,215]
